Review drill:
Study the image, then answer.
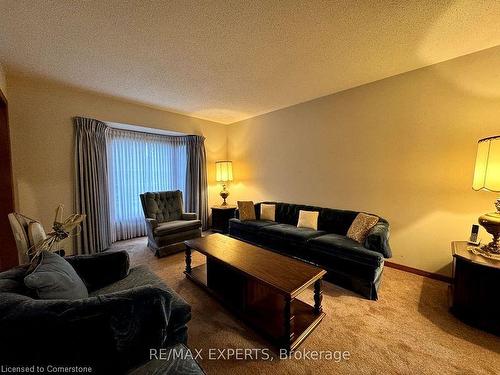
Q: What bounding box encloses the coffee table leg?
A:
[314,279,323,314]
[284,296,295,351]
[185,246,192,274]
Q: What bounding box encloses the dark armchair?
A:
[0,250,192,374]
[140,190,202,257]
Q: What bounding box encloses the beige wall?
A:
[0,63,6,97]
[228,46,500,277]
[7,46,500,275]
[7,75,228,253]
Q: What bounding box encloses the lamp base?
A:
[220,184,229,206]
[478,199,500,254]
[481,240,500,254]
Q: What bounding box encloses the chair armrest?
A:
[364,221,392,258]
[0,285,173,373]
[182,212,197,220]
[65,250,130,291]
[145,217,158,229]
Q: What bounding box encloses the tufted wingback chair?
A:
[140,190,202,257]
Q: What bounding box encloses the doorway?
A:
[0,88,17,271]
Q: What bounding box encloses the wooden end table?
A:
[450,241,500,335]
[210,205,236,234]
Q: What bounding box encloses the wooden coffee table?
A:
[184,233,326,352]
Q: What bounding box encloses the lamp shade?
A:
[216,161,233,182]
[472,136,500,192]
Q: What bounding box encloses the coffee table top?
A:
[185,234,326,297]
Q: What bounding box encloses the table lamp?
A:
[472,135,500,253]
[216,160,233,206]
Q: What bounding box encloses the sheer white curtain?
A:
[107,128,187,242]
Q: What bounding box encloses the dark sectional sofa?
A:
[228,202,392,300]
[0,251,193,374]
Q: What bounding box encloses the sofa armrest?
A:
[145,217,159,229]
[66,250,130,291]
[0,285,173,373]
[182,212,197,220]
[364,221,392,258]
[158,285,191,346]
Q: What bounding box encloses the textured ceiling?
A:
[1,0,500,124]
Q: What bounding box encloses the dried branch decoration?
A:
[28,205,86,261]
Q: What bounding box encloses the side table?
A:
[450,241,500,335]
[210,206,237,234]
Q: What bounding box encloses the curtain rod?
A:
[106,121,188,137]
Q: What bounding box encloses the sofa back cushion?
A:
[256,202,363,236]
[318,208,359,235]
[141,191,183,223]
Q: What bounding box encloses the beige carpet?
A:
[111,236,500,374]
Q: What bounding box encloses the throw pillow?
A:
[347,213,379,243]
[238,201,256,221]
[24,251,88,300]
[260,204,276,221]
[297,210,319,230]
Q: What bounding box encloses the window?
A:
[107,128,187,241]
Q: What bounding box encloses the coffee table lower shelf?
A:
[185,262,325,352]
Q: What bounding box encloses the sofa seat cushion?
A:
[91,265,191,328]
[154,220,201,236]
[229,218,278,231]
[261,223,325,243]
[90,266,162,295]
[308,234,383,267]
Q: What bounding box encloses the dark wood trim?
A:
[0,87,18,271]
[314,279,323,314]
[385,261,452,283]
[0,86,7,104]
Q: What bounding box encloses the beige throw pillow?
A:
[297,210,319,230]
[238,201,256,221]
[260,204,276,221]
[347,213,379,243]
